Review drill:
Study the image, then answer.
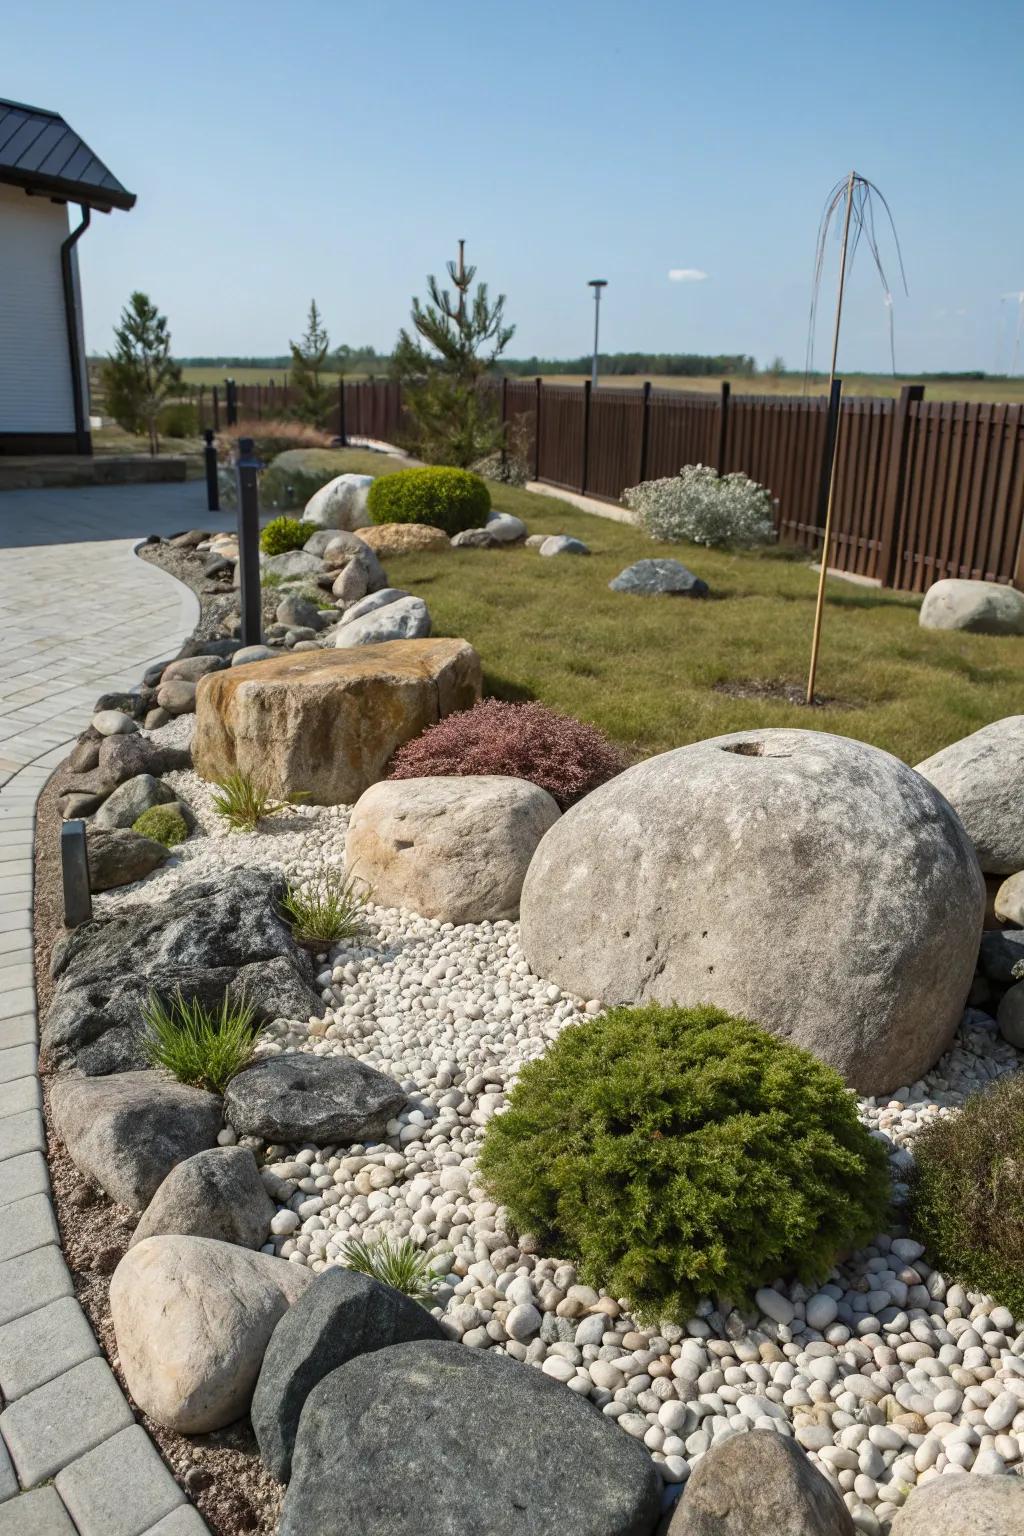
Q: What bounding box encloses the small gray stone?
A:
[224,1053,405,1142]
[232,644,276,666]
[609,558,708,597]
[0,1296,100,1401]
[916,716,1024,874]
[92,710,138,737]
[156,678,198,715]
[96,734,191,788]
[0,1356,133,1488]
[890,1474,1024,1535]
[204,554,234,578]
[86,828,168,891]
[303,528,342,556]
[262,550,323,580]
[321,530,370,568]
[131,1147,275,1249]
[54,1425,184,1536]
[92,774,176,831]
[162,654,228,683]
[486,511,527,542]
[67,735,101,772]
[59,790,106,819]
[451,527,499,548]
[539,535,590,556]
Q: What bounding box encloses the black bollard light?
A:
[203,428,220,513]
[236,436,262,647]
[60,819,91,928]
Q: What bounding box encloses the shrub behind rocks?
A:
[367,466,490,537]
[260,516,316,556]
[908,1072,1024,1316]
[479,1004,890,1324]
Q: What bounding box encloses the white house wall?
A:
[0,183,75,433]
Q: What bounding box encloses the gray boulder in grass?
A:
[252,1268,446,1481]
[919,577,1024,635]
[520,729,984,1096]
[539,534,590,556]
[915,716,1024,874]
[664,1429,855,1536]
[610,558,708,596]
[280,1340,661,1536]
[130,1146,275,1250]
[486,510,527,543]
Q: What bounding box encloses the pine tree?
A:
[100,292,181,455]
[393,244,515,466]
[289,300,333,426]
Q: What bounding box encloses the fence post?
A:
[580,379,592,494]
[500,376,509,470]
[534,376,543,481]
[337,380,347,445]
[814,377,845,544]
[716,381,731,473]
[638,380,652,482]
[225,378,238,426]
[212,385,220,432]
[203,429,220,512]
[235,437,262,647]
[877,384,924,588]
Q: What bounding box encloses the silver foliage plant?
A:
[623,463,776,549]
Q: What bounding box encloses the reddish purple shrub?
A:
[387,699,629,810]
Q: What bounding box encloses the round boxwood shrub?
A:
[260,516,315,556]
[387,698,628,810]
[132,805,189,847]
[478,1004,890,1323]
[367,466,490,537]
[908,1073,1024,1315]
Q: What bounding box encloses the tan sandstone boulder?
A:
[346,775,561,923]
[355,523,451,557]
[193,640,481,805]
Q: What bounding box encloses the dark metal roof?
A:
[0,98,136,212]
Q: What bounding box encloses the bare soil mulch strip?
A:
[712,677,861,709]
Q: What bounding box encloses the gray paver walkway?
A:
[0,481,220,1530]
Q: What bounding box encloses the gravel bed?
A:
[95,766,1024,1534]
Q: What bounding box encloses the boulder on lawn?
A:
[110,1235,312,1432]
[42,869,321,1076]
[252,1268,446,1481]
[224,1053,405,1142]
[346,775,560,923]
[539,534,590,556]
[486,511,527,543]
[303,473,373,531]
[280,1339,661,1536]
[356,523,450,557]
[333,595,431,646]
[919,578,1024,635]
[520,729,985,1096]
[890,1474,1024,1536]
[86,828,168,891]
[664,1429,854,1536]
[610,558,708,596]
[915,717,1024,874]
[130,1146,274,1249]
[451,527,498,548]
[193,640,480,805]
[92,773,176,831]
[49,1071,223,1211]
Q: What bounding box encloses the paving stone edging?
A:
[0,501,217,1535]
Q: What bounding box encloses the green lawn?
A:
[372,479,1020,768]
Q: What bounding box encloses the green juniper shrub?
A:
[260,516,315,556]
[132,805,189,848]
[478,1004,890,1324]
[908,1073,1024,1316]
[366,466,490,537]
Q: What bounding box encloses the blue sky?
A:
[8,0,1022,371]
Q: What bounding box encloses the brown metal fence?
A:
[200,376,1024,592]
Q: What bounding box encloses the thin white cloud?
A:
[668,268,708,283]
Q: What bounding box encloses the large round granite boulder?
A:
[520,729,985,1096]
[193,639,481,806]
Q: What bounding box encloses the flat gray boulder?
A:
[92,773,176,830]
[665,1429,854,1535]
[97,734,191,788]
[262,550,323,581]
[86,828,167,891]
[224,1053,405,1142]
[919,577,1024,635]
[42,869,320,1076]
[451,527,498,548]
[49,1071,223,1211]
[333,594,430,647]
[915,716,1024,874]
[609,558,708,596]
[280,1340,660,1536]
[520,729,985,1095]
[890,1474,1024,1535]
[131,1146,275,1249]
[110,1235,312,1432]
[253,1268,445,1481]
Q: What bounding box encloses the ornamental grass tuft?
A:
[211,770,306,833]
[908,1073,1024,1316]
[281,869,369,948]
[478,1004,890,1324]
[141,988,258,1095]
[340,1235,438,1305]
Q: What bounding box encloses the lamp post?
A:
[588,279,607,388]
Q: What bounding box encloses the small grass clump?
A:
[479,1003,890,1324]
[281,869,369,948]
[132,805,189,847]
[260,516,315,556]
[367,465,490,536]
[340,1235,438,1305]
[908,1074,1024,1316]
[211,770,306,832]
[142,988,257,1094]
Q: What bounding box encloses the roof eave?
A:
[0,166,136,213]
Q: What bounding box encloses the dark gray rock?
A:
[224,1054,405,1142]
[144,707,171,730]
[94,690,145,719]
[161,654,229,684]
[253,1268,445,1481]
[176,636,244,661]
[609,559,708,597]
[49,1071,223,1211]
[276,595,325,631]
[59,790,106,819]
[169,529,210,549]
[97,734,192,788]
[86,828,168,891]
[978,926,1024,986]
[67,732,102,773]
[451,527,498,548]
[92,773,176,831]
[280,1340,661,1536]
[130,1146,274,1249]
[664,1429,854,1536]
[204,554,234,578]
[42,869,321,1075]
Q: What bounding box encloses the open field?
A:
[303,453,1022,766]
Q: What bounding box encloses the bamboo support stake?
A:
[806,170,856,706]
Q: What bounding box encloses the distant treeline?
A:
[497,353,757,378]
